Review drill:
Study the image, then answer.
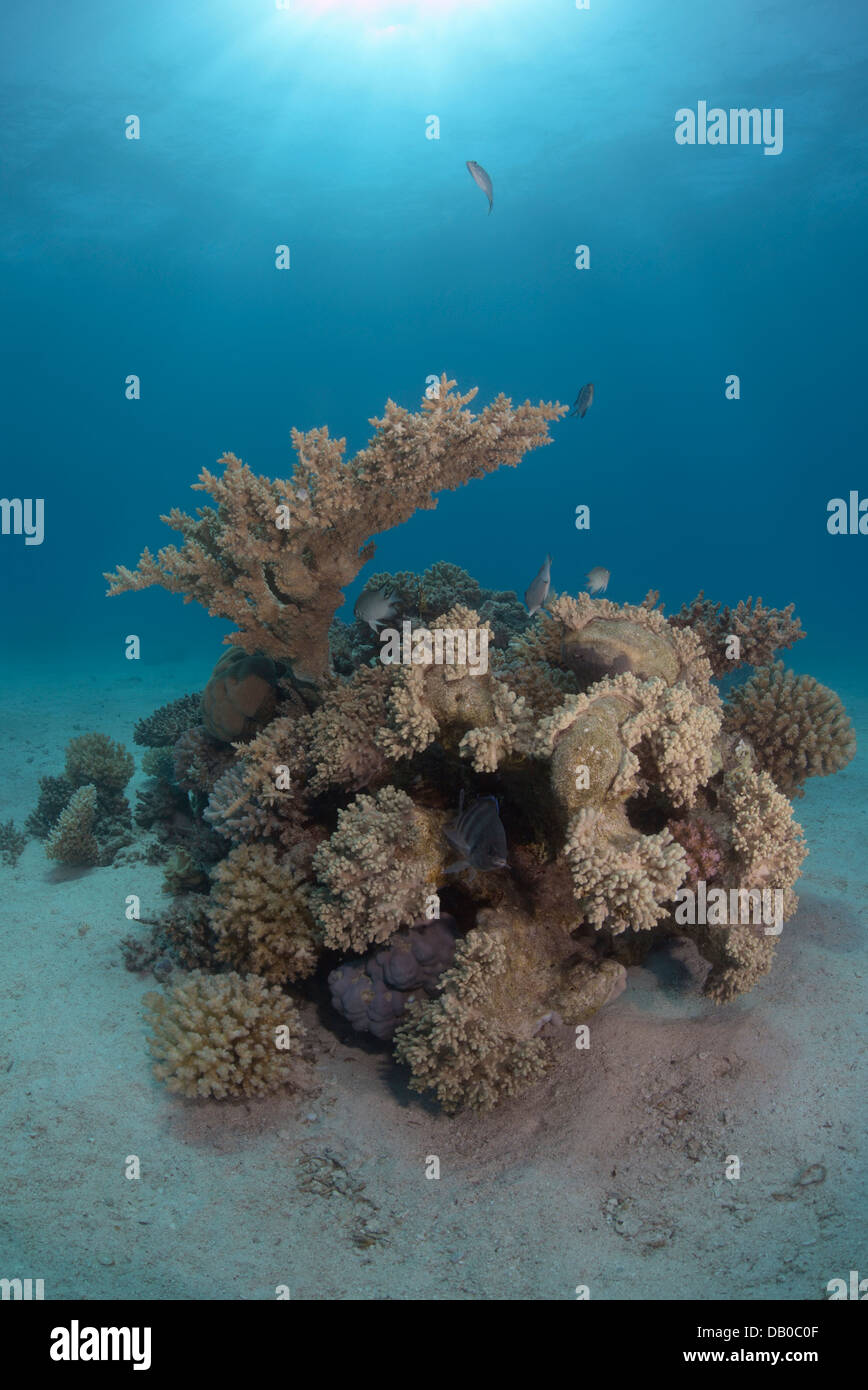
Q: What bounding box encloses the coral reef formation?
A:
[100,379,854,1112]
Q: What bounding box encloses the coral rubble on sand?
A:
[87,378,855,1109]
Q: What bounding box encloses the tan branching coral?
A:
[537,672,721,823]
[106,378,564,685]
[394,928,550,1113]
[376,607,532,771]
[721,752,807,915]
[564,808,687,934]
[45,785,100,866]
[303,666,392,794]
[670,594,804,677]
[208,843,319,983]
[65,734,134,792]
[144,970,303,1099]
[695,923,779,1005]
[724,662,856,796]
[311,787,445,952]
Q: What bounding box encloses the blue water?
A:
[2,0,866,683]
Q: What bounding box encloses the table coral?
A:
[106,377,565,686]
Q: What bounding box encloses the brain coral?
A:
[144,970,304,1099]
[724,662,857,797]
[200,648,279,744]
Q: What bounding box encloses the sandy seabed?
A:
[1,660,865,1301]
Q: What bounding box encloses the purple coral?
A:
[668,816,722,887]
[328,917,457,1041]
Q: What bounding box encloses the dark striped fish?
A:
[569,382,594,418]
[444,791,508,873]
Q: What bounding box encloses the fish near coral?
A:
[586,567,610,595]
[354,585,398,634]
[466,160,493,213]
[570,383,594,418]
[444,791,508,873]
[524,555,552,616]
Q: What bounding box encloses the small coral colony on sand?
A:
[24,378,855,1112]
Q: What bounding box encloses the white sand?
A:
[0,663,864,1301]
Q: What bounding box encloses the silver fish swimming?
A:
[466,160,493,214]
[586,566,610,595]
[570,383,594,418]
[354,584,398,633]
[444,791,508,873]
[524,554,552,616]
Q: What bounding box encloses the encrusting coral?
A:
[97,378,854,1112]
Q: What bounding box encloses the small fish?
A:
[354,585,398,633]
[466,160,493,214]
[569,383,594,418]
[444,791,508,874]
[586,567,610,595]
[295,487,310,502]
[524,554,552,616]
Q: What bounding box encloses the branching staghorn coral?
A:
[134,693,203,748]
[724,662,856,797]
[106,378,565,686]
[144,970,304,1099]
